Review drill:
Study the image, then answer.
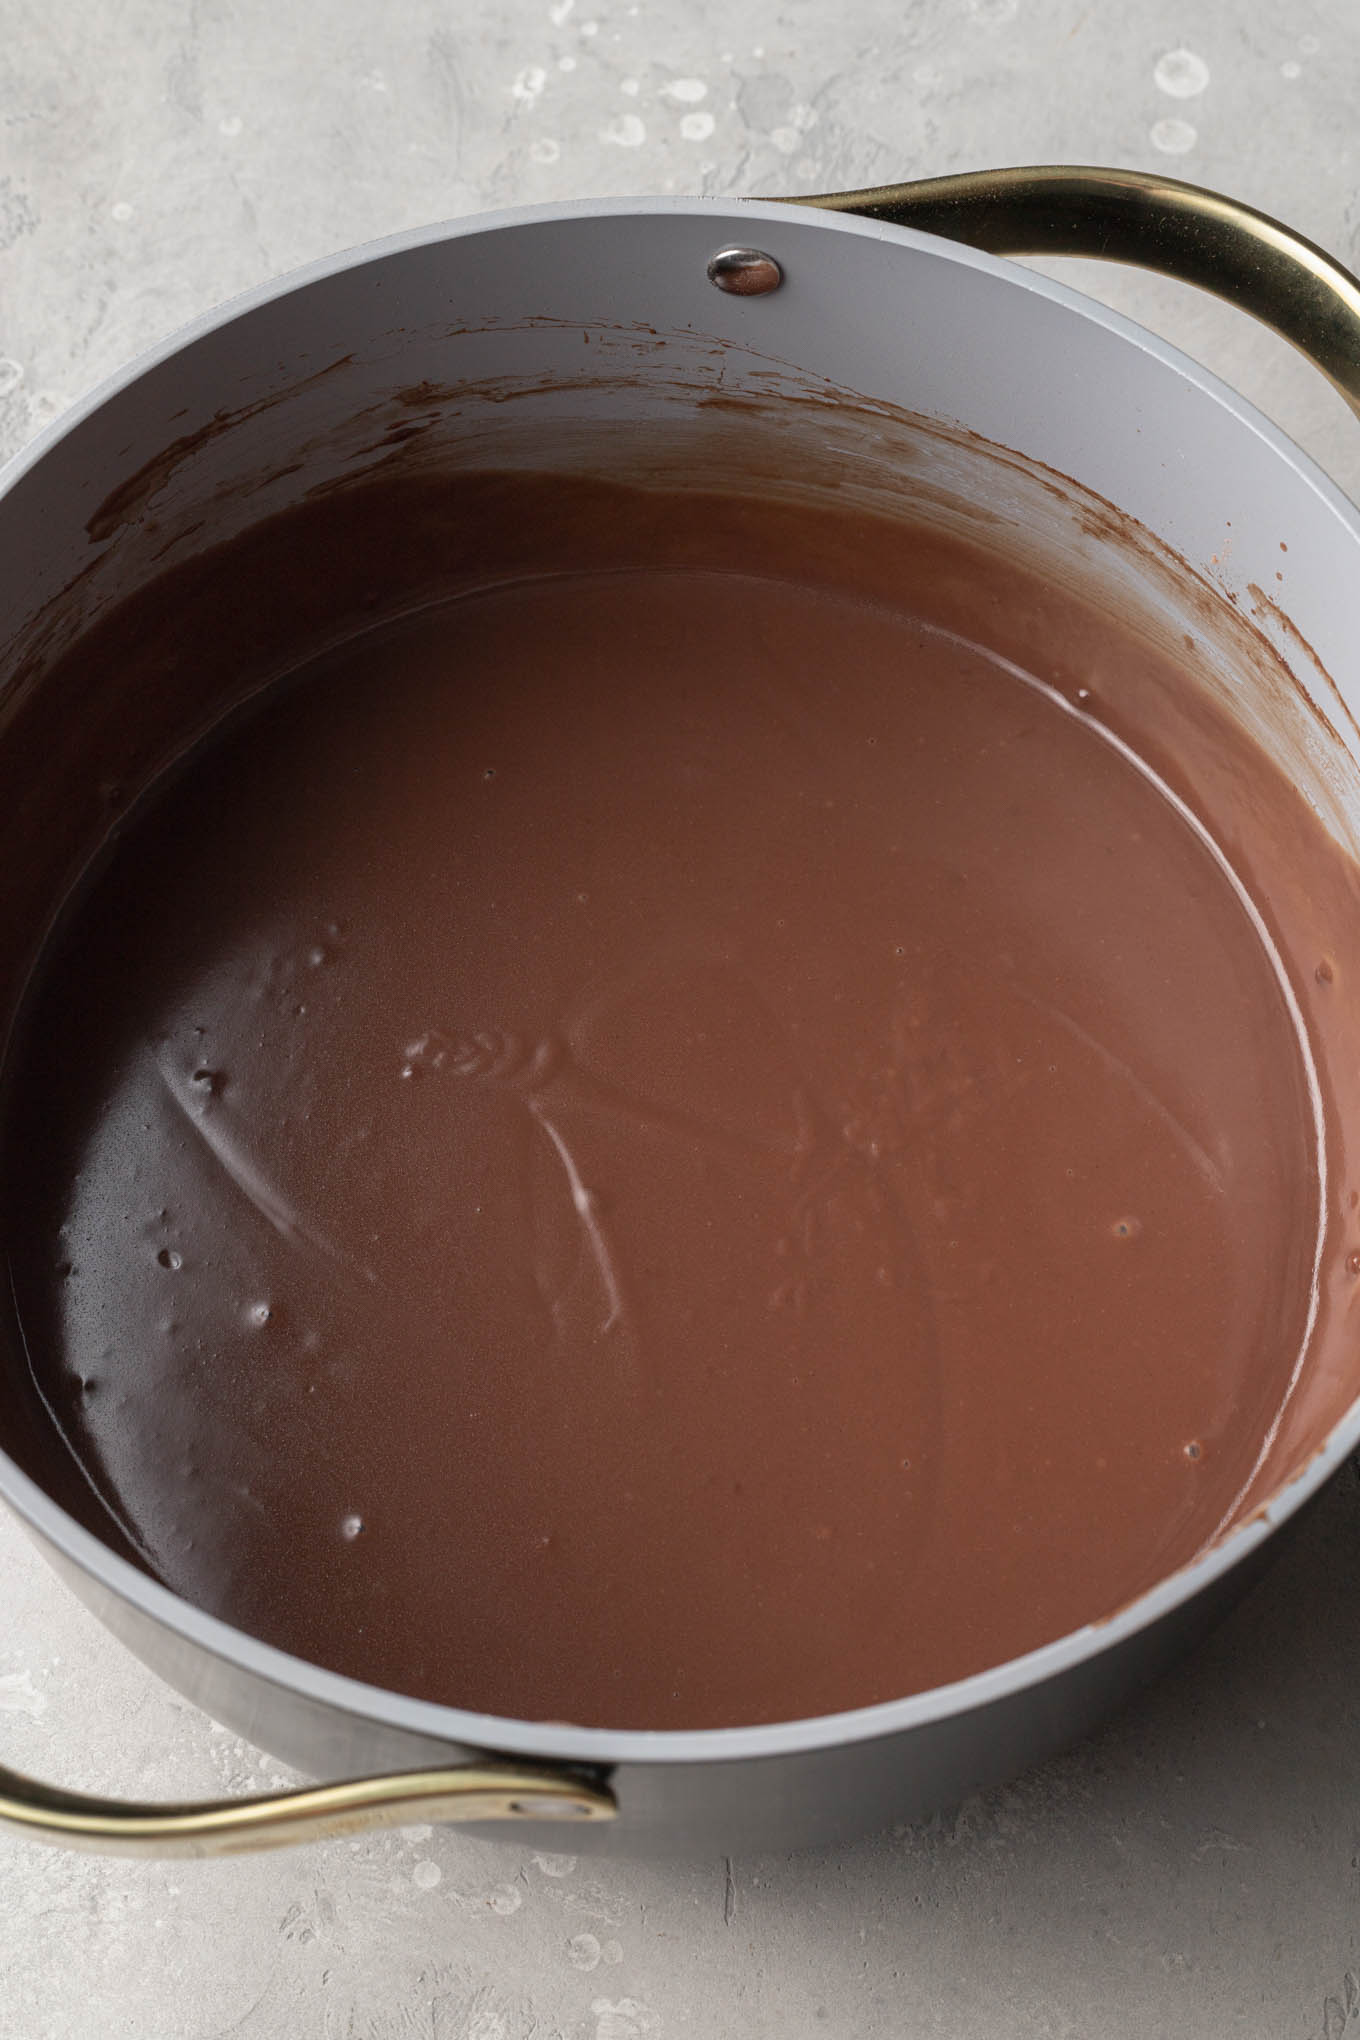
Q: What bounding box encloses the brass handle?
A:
[777,165,1360,420]
[0,1757,614,1858]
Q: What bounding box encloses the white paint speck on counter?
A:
[1154,47,1211,98]
[1150,116,1199,154]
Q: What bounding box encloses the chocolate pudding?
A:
[0,469,1344,1730]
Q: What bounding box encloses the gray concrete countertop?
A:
[3,2,1360,2034]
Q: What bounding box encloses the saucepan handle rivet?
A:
[508,1794,599,1819]
[707,246,783,295]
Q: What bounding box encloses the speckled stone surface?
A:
[3,2,1360,2034]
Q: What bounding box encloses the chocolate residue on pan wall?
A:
[84,354,357,544]
[1245,578,1360,754]
[17,316,1358,848]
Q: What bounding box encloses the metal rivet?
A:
[707,246,783,296]
[508,1794,596,1819]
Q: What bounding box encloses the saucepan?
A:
[1,168,1359,1859]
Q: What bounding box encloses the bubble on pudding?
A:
[341,1513,365,1540]
[156,1247,183,1271]
[1111,1216,1142,1240]
[246,1301,272,1328]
